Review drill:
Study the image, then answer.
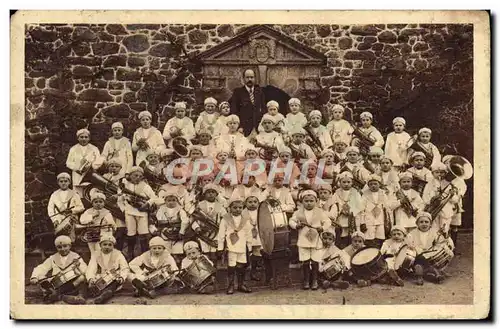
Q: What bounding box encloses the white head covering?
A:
[149,236,167,248]
[351,231,365,240]
[410,151,426,160]
[128,166,144,175]
[392,117,406,126]
[288,98,301,106]
[111,122,124,129]
[360,112,373,120]
[138,111,152,120]
[369,146,384,155]
[300,189,318,200]
[107,158,122,167]
[99,235,116,245]
[418,127,432,135]
[291,127,306,136]
[317,184,333,192]
[226,114,240,123]
[198,128,212,137]
[278,146,292,155]
[398,171,413,180]
[183,241,199,252]
[367,174,382,183]
[189,144,204,154]
[76,128,90,137]
[219,101,230,110]
[416,211,432,222]
[54,235,72,246]
[204,97,217,106]
[261,113,276,123]
[431,162,447,172]
[203,183,219,194]
[244,145,258,155]
[91,192,106,202]
[309,110,322,119]
[57,172,71,181]
[321,148,335,157]
[391,225,407,236]
[337,171,353,181]
[330,104,345,113]
[229,194,245,205]
[174,102,187,109]
[266,100,279,109]
[345,146,360,154]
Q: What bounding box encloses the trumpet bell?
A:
[172,137,189,157]
[443,155,473,180]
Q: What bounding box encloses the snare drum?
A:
[91,272,117,296]
[394,244,417,272]
[419,245,454,270]
[145,267,174,290]
[50,264,83,290]
[178,256,216,292]
[258,199,290,255]
[323,256,347,281]
[351,247,388,281]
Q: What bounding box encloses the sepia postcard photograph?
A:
[10,10,490,319]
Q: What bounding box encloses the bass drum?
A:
[350,247,388,281]
[257,198,290,255]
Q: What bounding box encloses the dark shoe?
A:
[227,267,235,295]
[332,280,350,290]
[93,290,113,304]
[395,278,405,287]
[250,271,261,281]
[357,279,370,287]
[415,277,424,286]
[237,284,252,293]
[310,261,319,290]
[237,268,252,293]
[61,295,86,305]
[435,275,445,284]
[321,280,331,290]
[143,289,157,299]
[270,278,278,290]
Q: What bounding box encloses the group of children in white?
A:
[30,95,471,304]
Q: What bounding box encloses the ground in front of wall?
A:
[24,233,473,305]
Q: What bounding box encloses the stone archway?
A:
[195,25,327,114]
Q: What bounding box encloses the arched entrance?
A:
[195,25,327,114]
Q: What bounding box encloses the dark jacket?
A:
[229,85,266,136]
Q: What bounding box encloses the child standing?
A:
[332,139,348,165]
[359,174,398,248]
[193,128,217,160]
[66,129,100,187]
[216,101,232,134]
[407,127,442,169]
[236,145,268,188]
[378,156,400,196]
[191,183,227,264]
[254,114,285,159]
[213,114,250,161]
[384,117,411,170]
[79,192,116,257]
[262,173,296,215]
[307,110,333,152]
[132,111,166,167]
[289,190,331,290]
[336,146,370,191]
[242,195,263,282]
[351,111,384,155]
[287,127,316,162]
[363,146,384,176]
[326,104,354,147]
[128,236,179,299]
[393,172,424,233]
[154,188,190,266]
[319,149,337,182]
[162,102,196,147]
[195,97,223,137]
[217,196,253,294]
[286,98,307,133]
[258,100,287,135]
[102,159,126,251]
[85,236,129,304]
[407,152,433,196]
[100,122,133,175]
[117,166,157,260]
[331,172,364,249]
[29,235,87,304]
[48,172,85,242]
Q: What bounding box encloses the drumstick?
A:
[49,206,75,218]
[38,257,82,282]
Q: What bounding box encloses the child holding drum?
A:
[379,225,408,286]
[318,230,350,290]
[406,212,455,285]
[30,235,87,304]
[180,241,216,294]
[129,236,179,299]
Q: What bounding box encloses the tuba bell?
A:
[424,155,473,220]
[172,137,190,158]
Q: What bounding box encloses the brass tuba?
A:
[424,155,473,220]
[190,209,219,248]
[172,137,189,158]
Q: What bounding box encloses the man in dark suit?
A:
[229,69,266,136]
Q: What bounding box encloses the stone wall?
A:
[24,23,474,241]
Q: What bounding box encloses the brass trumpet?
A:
[395,188,419,218]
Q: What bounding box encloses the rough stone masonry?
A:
[24,23,474,240]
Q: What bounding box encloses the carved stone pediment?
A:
[196,25,326,66]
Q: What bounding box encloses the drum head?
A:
[258,201,275,255]
[351,247,380,266]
